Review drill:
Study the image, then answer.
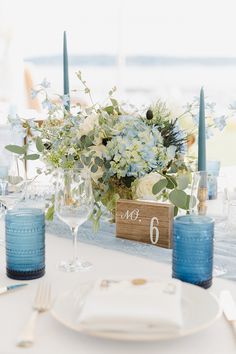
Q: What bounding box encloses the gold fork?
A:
[17,282,52,347]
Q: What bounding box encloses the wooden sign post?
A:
[116,199,174,249]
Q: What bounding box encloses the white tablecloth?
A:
[0,231,236,354]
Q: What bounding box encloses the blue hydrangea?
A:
[103,115,170,178]
[206,127,214,139]
[213,115,227,131]
[42,99,54,111]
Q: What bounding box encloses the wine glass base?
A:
[58,259,92,272]
[213,265,227,277]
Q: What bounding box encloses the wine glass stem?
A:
[71,226,78,264]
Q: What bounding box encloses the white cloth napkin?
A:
[78,278,183,333]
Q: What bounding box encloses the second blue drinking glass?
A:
[172,215,214,289]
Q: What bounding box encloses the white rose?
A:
[135,173,162,200]
[79,113,98,136]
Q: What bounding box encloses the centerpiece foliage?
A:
[6,74,220,229]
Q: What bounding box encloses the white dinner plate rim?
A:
[50,281,222,341]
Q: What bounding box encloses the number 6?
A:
[150,217,159,244]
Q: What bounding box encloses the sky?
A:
[1,0,236,58]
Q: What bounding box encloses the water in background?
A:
[28,55,236,107]
[26,57,236,165]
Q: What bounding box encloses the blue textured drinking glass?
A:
[172,215,214,289]
[5,208,45,280]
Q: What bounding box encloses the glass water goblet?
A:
[55,168,94,272]
[8,155,25,194]
[0,201,6,246]
[190,171,229,224]
[0,161,27,246]
[0,165,9,196]
[0,156,26,210]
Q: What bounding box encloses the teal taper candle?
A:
[63,31,70,111]
[198,87,206,171]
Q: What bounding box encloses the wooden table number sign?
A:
[116,199,174,249]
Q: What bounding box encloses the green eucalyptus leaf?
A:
[104,106,114,114]
[169,165,178,174]
[152,179,168,195]
[174,206,178,216]
[189,195,197,210]
[185,194,191,210]
[36,137,44,152]
[95,156,103,167]
[85,136,93,148]
[81,155,91,166]
[85,156,92,165]
[80,135,86,144]
[8,175,23,185]
[177,174,190,190]
[166,175,178,189]
[91,164,98,173]
[169,189,188,209]
[110,98,118,107]
[5,144,26,155]
[46,205,54,221]
[104,160,111,169]
[25,154,40,160]
[36,168,42,175]
[76,161,84,169]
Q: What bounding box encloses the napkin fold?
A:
[78,278,183,333]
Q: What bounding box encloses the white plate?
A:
[51,282,221,341]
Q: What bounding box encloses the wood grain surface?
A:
[116,199,174,249]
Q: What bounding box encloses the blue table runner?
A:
[47,217,236,281]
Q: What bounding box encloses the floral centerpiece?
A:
[5,74,227,229]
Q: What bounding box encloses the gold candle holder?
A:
[197,186,208,215]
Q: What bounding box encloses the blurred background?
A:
[0,0,236,165]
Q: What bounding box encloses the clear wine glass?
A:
[55,168,94,272]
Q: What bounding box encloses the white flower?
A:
[79,113,98,136]
[68,147,76,155]
[135,173,162,200]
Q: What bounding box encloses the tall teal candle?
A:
[198,87,206,171]
[63,31,70,111]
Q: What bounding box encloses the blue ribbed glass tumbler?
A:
[5,208,45,280]
[172,215,214,289]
